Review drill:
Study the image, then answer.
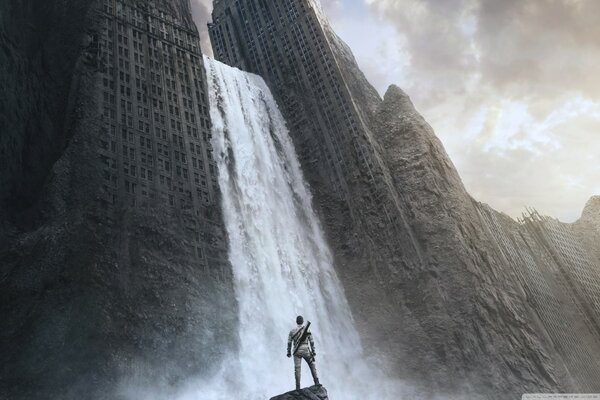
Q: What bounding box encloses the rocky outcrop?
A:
[575,195,600,265]
[308,78,568,398]
[270,385,328,400]
[355,85,566,396]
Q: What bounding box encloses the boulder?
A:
[270,385,328,400]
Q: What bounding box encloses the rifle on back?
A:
[292,321,311,356]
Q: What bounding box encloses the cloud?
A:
[190,0,213,56]
[456,98,600,221]
[351,0,600,221]
[476,0,600,99]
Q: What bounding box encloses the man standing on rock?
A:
[287,315,320,390]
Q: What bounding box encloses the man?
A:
[287,315,320,390]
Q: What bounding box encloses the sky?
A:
[191,0,600,222]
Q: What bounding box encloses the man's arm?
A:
[308,331,316,356]
[287,331,293,357]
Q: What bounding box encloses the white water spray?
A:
[201,56,403,399]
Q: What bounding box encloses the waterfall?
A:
[201,56,402,400]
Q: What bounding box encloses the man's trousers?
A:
[294,346,319,389]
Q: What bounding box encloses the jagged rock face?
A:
[575,196,600,265]
[321,24,381,125]
[270,385,328,400]
[0,1,237,399]
[581,195,600,221]
[297,19,567,397]
[314,82,566,399]
[0,0,95,226]
[357,85,565,396]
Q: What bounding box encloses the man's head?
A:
[296,315,304,325]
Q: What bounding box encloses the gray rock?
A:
[575,195,600,265]
[270,385,328,400]
[303,19,600,396]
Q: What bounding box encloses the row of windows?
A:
[96,4,217,218]
[103,0,199,52]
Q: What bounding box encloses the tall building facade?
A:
[208,0,422,275]
[96,0,226,270]
[1,1,238,398]
[208,0,403,207]
[477,204,600,390]
[210,0,349,191]
[529,215,600,321]
[522,211,600,336]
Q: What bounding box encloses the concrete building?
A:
[96,0,225,271]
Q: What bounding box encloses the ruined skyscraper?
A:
[210,0,367,192]
[208,0,409,218]
[96,0,223,262]
[1,1,237,398]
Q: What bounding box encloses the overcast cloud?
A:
[192,0,600,222]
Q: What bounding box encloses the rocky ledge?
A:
[270,385,328,400]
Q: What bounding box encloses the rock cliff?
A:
[296,19,574,397]
[284,9,600,396]
[365,85,564,395]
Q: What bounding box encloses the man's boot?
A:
[309,361,320,387]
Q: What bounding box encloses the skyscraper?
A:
[208,0,423,292]
[209,0,403,202]
[478,204,600,390]
[0,1,237,398]
[97,0,226,270]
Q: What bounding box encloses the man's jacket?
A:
[287,323,316,355]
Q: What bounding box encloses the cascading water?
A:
[201,56,403,400]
